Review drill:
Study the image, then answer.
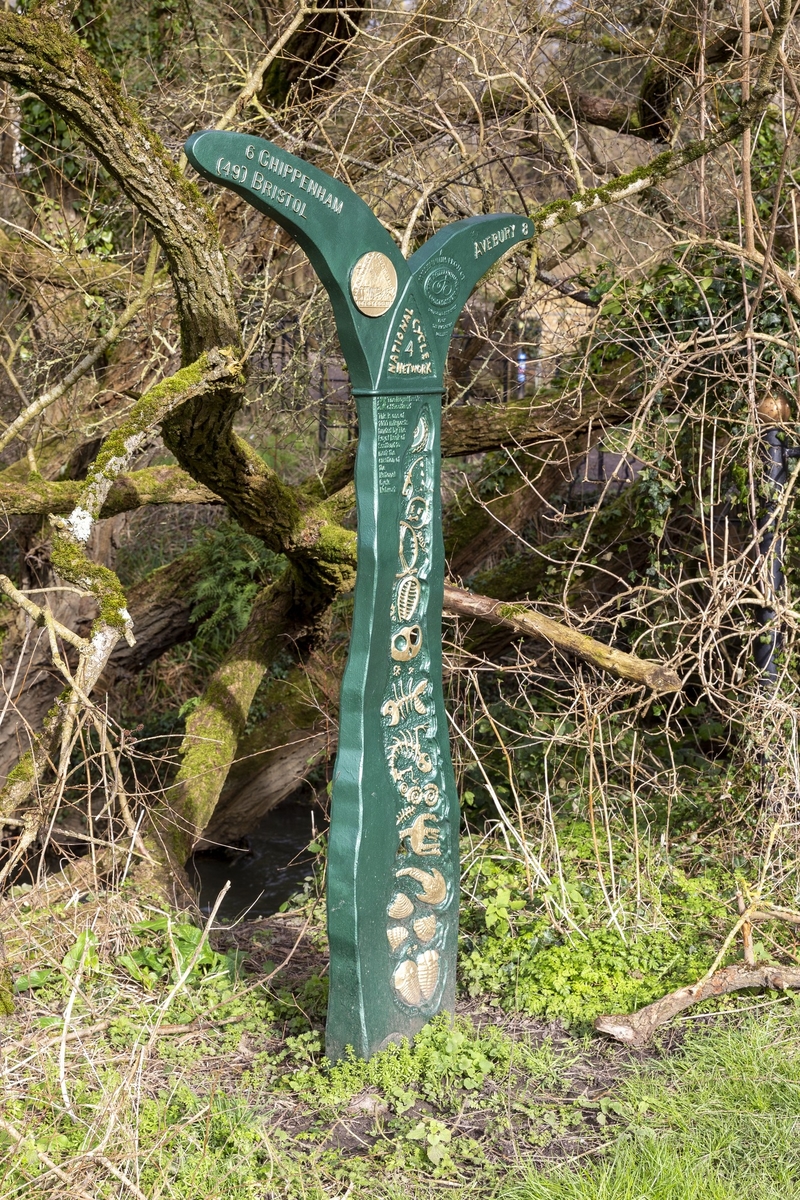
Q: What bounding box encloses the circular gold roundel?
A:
[350,251,398,317]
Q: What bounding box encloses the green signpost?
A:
[185,130,533,1058]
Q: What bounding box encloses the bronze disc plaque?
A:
[350,251,398,316]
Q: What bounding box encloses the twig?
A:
[0,1116,96,1200]
[751,903,800,926]
[59,930,93,1115]
[738,890,756,966]
[89,1154,150,1200]
[0,574,88,652]
[0,239,164,455]
[595,961,800,1047]
[214,5,309,133]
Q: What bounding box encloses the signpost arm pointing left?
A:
[185,130,408,390]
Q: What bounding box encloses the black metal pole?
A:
[754,427,788,684]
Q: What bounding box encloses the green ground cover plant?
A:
[3,801,799,1198]
[504,1006,800,1200]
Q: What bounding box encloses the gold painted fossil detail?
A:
[396,867,447,905]
[413,916,436,943]
[387,925,410,950]
[381,678,429,725]
[387,892,414,919]
[392,950,440,1007]
[381,404,450,1008]
[398,812,441,856]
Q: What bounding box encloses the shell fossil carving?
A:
[392,949,440,1007]
[387,892,414,919]
[413,915,436,943]
[387,925,410,950]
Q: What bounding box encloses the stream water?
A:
[191,800,320,921]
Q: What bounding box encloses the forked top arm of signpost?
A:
[184,130,534,388]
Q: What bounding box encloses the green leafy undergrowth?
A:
[503,1005,800,1200]
[7,877,799,1199]
[276,1013,581,1182]
[116,916,244,991]
[459,828,732,1025]
[188,520,286,656]
[288,1013,519,1110]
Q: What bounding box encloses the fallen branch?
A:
[443,584,681,692]
[595,962,800,1047]
[0,465,219,517]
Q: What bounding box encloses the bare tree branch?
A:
[443,584,682,692]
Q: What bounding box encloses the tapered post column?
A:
[185,128,532,1057]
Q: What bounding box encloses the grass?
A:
[505,1005,800,1199]
[3,821,800,1198]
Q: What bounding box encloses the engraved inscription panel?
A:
[376,396,413,494]
[420,254,466,338]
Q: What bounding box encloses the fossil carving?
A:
[392,959,422,1006]
[381,678,429,726]
[402,456,427,497]
[390,624,422,662]
[396,866,447,905]
[413,916,436,943]
[403,495,430,527]
[396,575,421,621]
[387,727,433,782]
[411,414,429,452]
[398,522,421,572]
[398,812,441,856]
[416,949,439,1000]
[392,949,440,1007]
[396,782,440,824]
[387,892,414,919]
[387,925,410,950]
[381,403,450,1009]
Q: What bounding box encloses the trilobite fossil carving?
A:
[396,575,421,621]
[416,949,439,1000]
[392,950,441,1007]
[392,959,422,1006]
[398,522,423,573]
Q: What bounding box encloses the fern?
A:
[188,520,286,656]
